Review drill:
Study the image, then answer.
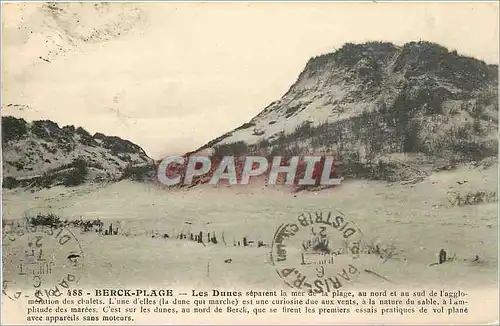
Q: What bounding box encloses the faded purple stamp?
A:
[2,223,84,302]
[270,210,364,293]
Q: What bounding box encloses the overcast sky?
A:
[2,2,499,159]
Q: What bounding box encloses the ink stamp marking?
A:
[2,224,84,302]
[270,210,364,293]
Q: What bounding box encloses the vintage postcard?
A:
[1,1,499,325]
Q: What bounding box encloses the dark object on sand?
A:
[224,258,233,263]
[439,249,447,264]
[67,254,80,262]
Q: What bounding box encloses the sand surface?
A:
[3,164,498,293]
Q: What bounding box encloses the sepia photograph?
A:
[1,1,499,324]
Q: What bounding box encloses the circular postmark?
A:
[270,210,364,294]
[2,222,84,302]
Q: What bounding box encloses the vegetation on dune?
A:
[2,116,154,189]
[187,44,497,190]
[2,116,28,143]
[120,163,155,182]
[27,213,64,228]
[61,158,89,186]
